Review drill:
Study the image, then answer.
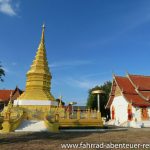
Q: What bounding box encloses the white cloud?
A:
[0,0,17,16]
[50,60,93,68]
[66,78,101,89]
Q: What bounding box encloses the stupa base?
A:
[13,100,58,120]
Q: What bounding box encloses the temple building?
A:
[106,73,150,128]
[0,87,23,111]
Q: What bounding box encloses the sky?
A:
[1,0,150,105]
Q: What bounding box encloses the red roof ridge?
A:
[114,75,135,93]
[113,76,124,95]
[127,74,138,88]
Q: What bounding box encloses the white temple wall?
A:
[132,107,141,121]
[111,96,128,124]
[147,108,150,120]
[132,107,150,121]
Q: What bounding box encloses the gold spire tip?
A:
[42,23,45,30]
[40,23,45,43]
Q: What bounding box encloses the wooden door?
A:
[141,108,149,120]
[112,106,115,120]
[128,104,132,121]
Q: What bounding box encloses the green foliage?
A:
[86,81,112,118]
[0,63,5,82]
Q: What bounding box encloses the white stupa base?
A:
[15,120,48,132]
[13,99,58,106]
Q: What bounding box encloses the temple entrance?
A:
[112,106,115,120]
[128,104,132,121]
[141,108,149,120]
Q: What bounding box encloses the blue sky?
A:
[1,0,150,105]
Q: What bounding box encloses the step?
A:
[15,120,48,132]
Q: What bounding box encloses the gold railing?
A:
[61,108,101,120]
[45,108,103,132]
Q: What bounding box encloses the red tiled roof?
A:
[128,74,150,91]
[138,91,150,100]
[106,74,150,108]
[115,76,136,94]
[0,87,23,102]
[124,94,150,107]
[0,90,14,101]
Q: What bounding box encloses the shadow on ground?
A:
[0,127,128,145]
[0,132,92,144]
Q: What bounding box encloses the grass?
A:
[0,128,150,150]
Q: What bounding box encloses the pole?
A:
[97,94,100,112]
[72,105,74,115]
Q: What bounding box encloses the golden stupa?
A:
[19,24,54,101]
[14,25,57,118]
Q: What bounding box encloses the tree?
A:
[86,81,112,119]
[0,63,5,82]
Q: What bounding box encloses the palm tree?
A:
[0,63,5,82]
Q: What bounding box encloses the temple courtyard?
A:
[0,128,150,150]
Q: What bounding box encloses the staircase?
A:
[105,119,150,128]
[136,121,150,128]
[15,120,48,132]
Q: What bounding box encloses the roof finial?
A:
[126,71,129,77]
[42,23,45,30]
[41,23,45,43]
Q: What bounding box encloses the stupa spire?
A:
[41,24,45,42]
[38,23,45,49]
[37,23,46,52]
[18,25,55,101]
